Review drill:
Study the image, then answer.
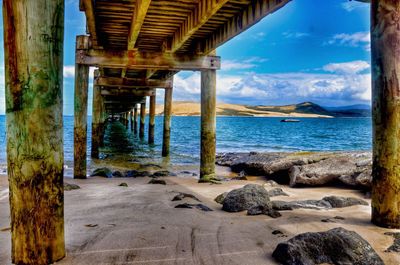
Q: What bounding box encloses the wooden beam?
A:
[128,0,152,50]
[3,0,65,263]
[148,95,156,144]
[76,49,221,70]
[170,0,230,53]
[146,69,157,79]
[79,0,98,47]
[100,88,155,97]
[162,79,173,157]
[203,0,291,54]
[95,76,171,88]
[140,102,146,139]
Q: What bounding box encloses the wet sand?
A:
[0,170,399,265]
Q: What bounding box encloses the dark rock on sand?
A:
[222,184,270,212]
[135,171,151,177]
[272,227,384,265]
[267,188,289,197]
[148,179,166,185]
[152,170,177,177]
[64,183,80,191]
[247,204,281,218]
[172,192,201,202]
[232,171,248,180]
[214,192,228,204]
[91,167,113,178]
[384,232,400,253]
[175,203,213,212]
[272,196,367,211]
[112,171,124,178]
[118,183,128,187]
[124,170,138,178]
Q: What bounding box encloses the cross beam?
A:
[79,0,98,47]
[101,88,155,97]
[76,49,220,70]
[95,76,171,88]
[128,0,152,50]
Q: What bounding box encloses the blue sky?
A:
[0,0,371,115]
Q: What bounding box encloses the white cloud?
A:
[221,57,268,71]
[327,32,370,51]
[341,1,369,12]
[173,62,371,106]
[63,65,95,79]
[323,60,370,74]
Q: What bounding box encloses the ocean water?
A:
[0,115,372,169]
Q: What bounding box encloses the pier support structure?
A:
[149,95,156,144]
[91,70,104,159]
[162,79,173,156]
[74,36,90,179]
[130,110,133,131]
[371,0,400,228]
[200,69,217,181]
[134,105,138,134]
[140,102,146,139]
[3,0,66,263]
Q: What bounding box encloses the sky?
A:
[0,0,371,115]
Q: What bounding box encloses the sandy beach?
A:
[0,165,399,265]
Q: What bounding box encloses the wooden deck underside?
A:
[79,0,291,113]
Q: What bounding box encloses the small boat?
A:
[280,119,300,122]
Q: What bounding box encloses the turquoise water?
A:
[0,115,372,167]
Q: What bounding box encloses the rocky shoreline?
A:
[216,151,372,190]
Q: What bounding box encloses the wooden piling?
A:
[91,72,103,158]
[371,0,400,228]
[200,69,217,181]
[140,102,146,138]
[74,36,90,179]
[149,95,156,144]
[130,110,133,131]
[134,105,138,134]
[162,81,173,156]
[3,0,66,263]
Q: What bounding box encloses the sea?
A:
[0,115,372,175]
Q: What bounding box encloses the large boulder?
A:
[272,196,368,211]
[222,184,270,212]
[90,167,113,178]
[272,227,384,265]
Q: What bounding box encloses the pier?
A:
[2,0,400,264]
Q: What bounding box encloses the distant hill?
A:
[155,101,371,118]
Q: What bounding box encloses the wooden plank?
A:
[128,0,152,50]
[80,0,98,47]
[76,49,221,70]
[171,0,230,52]
[100,89,155,97]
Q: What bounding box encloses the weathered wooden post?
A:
[100,96,107,147]
[130,109,133,131]
[162,80,173,156]
[200,69,217,182]
[134,105,138,134]
[3,0,66,263]
[371,0,400,228]
[149,95,156,144]
[74,36,90,179]
[140,102,146,138]
[91,70,103,159]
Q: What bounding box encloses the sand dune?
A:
[155,101,333,118]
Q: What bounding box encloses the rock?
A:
[148,179,166,185]
[175,203,213,212]
[152,170,177,177]
[384,232,400,253]
[112,171,124,178]
[91,167,113,178]
[214,192,228,204]
[135,171,151,177]
[140,163,162,169]
[247,204,281,218]
[222,184,270,212]
[267,188,289,197]
[272,227,384,265]
[232,170,248,180]
[322,196,368,208]
[124,170,138,178]
[217,152,373,189]
[272,197,368,211]
[172,192,201,202]
[118,183,128,187]
[64,183,80,191]
[272,230,286,237]
[263,180,279,187]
